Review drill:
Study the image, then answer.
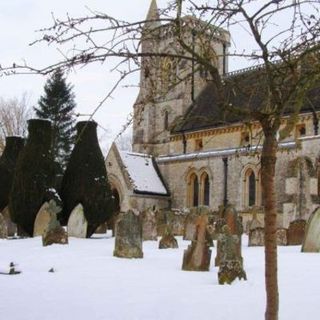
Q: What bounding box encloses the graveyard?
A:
[1,232,320,320]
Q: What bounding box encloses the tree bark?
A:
[261,129,279,320]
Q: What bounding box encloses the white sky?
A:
[0,0,303,150]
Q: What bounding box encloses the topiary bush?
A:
[9,119,56,236]
[0,136,24,212]
[60,121,114,237]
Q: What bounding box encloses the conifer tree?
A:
[34,69,76,169]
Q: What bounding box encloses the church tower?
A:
[132,0,230,156]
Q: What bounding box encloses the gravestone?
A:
[67,204,88,238]
[215,204,243,266]
[0,213,8,239]
[183,209,198,241]
[42,225,68,246]
[182,214,212,271]
[114,210,143,258]
[302,208,320,252]
[142,209,157,241]
[159,226,178,249]
[1,206,17,237]
[248,227,265,246]
[287,219,306,245]
[156,210,167,236]
[276,228,288,246]
[246,209,262,234]
[95,222,107,234]
[218,225,247,285]
[167,210,185,236]
[33,200,61,237]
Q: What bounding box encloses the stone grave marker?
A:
[215,204,243,267]
[182,214,212,271]
[0,213,8,239]
[302,207,320,252]
[159,226,178,249]
[287,219,306,245]
[276,228,288,246]
[167,210,185,236]
[67,204,88,238]
[218,225,247,285]
[114,210,143,258]
[1,206,17,237]
[42,225,68,246]
[95,222,107,234]
[142,209,157,241]
[248,227,265,246]
[183,209,198,241]
[33,200,61,237]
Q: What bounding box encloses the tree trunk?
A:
[261,130,279,320]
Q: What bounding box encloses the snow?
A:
[1,234,319,320]
[119,151,168,195]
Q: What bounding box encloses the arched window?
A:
[200,172,210,206]
[164,110,169,130]
[243,167,260,208]
[187,173,199,207]
[193,175,199,207]
[248,171,256,207]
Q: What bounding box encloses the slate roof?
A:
[173,65,320,133]
[118,150,169,196]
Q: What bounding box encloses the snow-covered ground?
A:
[1,234,319,320]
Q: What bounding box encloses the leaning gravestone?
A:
[248,227,265,246]
[142,209,157,241]
[182,214,211,271]
[215,204,243,267]
[67,204,88,238]
[276,228,288,246]
[218,225,247,285]
[114,210,143,258]
[0,213,8,239]
[287,219,306,245]
[33,200,61,237]
[1,206,17,237]
[302,207,320,252]
[159,226,178,249]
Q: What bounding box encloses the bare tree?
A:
[1,1,320,319]
[0,94,33,151]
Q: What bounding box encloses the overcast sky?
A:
[0,0,297,151]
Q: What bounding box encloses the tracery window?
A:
[243,167,261,208]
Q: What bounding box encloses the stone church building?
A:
[106,0,320,228]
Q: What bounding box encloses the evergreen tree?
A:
[34,69,76,169]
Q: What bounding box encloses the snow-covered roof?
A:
[119,150,168,196]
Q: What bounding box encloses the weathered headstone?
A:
[159,226,178,249]
[287,219,306,245]
[218,225,247,285]
[276,228,288,246]
[95,222,108,234]
[33,200,61,237]
[114,210,143,258]
[42,225,68,246]
[246,209,262,234]
[67,204,88,238]
[215,204,243,266]
[182,214,212,271]
[1,206,17,237]
[183,209,198,241]
[248,227,265,246]
[142,209,157,241]
[0,213,8,239]
[167,210,185,236]
[302,207,320,252]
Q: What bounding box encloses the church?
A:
[106,0,320,228]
